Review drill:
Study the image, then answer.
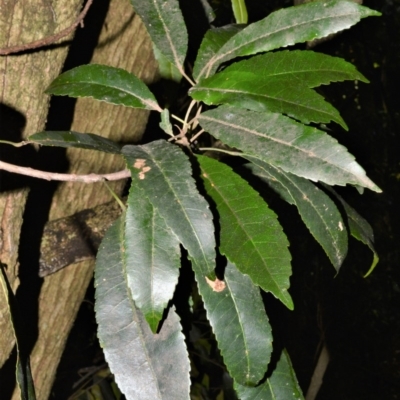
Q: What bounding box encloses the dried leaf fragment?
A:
[205,276,226,292]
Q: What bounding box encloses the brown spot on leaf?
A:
[133,159,151,179]
[205,277,226,292]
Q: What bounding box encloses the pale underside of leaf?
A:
[192,260,273,386]
[29,131,122,154]
[198,106,381,192]
[248,161,348,270]
[46,64,161,112]
[125,188,181,332]
[235,350,304,400]
[130,0,188,75]
[199,0,380,78]
[198,155,293,309]
[94,217,190,400]
[122,140,216,277]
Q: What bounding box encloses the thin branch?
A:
[0,160,130,182]
[0,0,94,56]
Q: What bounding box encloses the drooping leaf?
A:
[191,76,347,129]
[248,160,348,271]
[198,155,293,308]
[231,0,248,24]
[130,0,188,74]
[198,106,381,192]
[326,186,379,276]
[125,187,181,333]
[193,25,244,82]
[0,264,36,400]
[198,1,380,78]
[153,44,182,82]
[95,217,190,400]
[159,109,174,136]
[193,259,273,386]
[122,140,215,277]
[46,64,162,112]
[235,350,304,400]
[29,131,122,154]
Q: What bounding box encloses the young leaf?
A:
[122,140,216,277]
[191,75,347,129]
[235,350,304,400]
[29,131,122,154]
[125,188,181,333]
[198,106,381,192]
[248,161,348,271]
[326,187,379,276]
[95,217,190,400]
[231,0,248,24]
[198,0,380,78]
[130,0,188,75]
[193,25,244,83]
[198,155,293,309]
[46,64,162,112]
[193,260,273,386]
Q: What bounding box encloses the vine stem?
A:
[0,0,94,55]
[0,160,130,182]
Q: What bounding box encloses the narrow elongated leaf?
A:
[327,187,379,276]
[248,161,348,270]
[198,1,380,78]
[198,155,293,309]
[122,140,215,277]
[231,0,248,24]
[130,0,188,74]
[198,106,381,192]
[194,260,273,385]
[29,131,121,154]
[95,217,190,400]
[191,76,347,129]
[193,25,244,82]
[235,350,304,400]
[125,188,181,332]
[46,64,162,112]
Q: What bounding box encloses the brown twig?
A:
[0,0,94,56]
[0,160,130,182]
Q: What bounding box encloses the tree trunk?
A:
[0,0,158,398]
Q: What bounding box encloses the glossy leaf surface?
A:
[235,350,304,400]
[193,25,243,82]
[130,0,188,74]
[198,106,381,192]
[125,188,181,332]
[122,140,215,277]
[95,217,190,400]
[199,155,293,308]
[231,0,248,24]
[198,0,380,78]
[248,161,348,270]
[29,131,122,154]
[194,260,273,385]
[46,64,161,112]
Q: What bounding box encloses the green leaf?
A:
[122,140,216,277]
[198,1,380,78]
[46,64,162,112]
[0,264,37,400]
[194,260,273,385]
[95,217,190,400]
[198,155,293,309]
[153,44,182,82]
[231,0,248,24]
[191,78,346,129]
[235,350,304,400]
[248,161,348,271]
[326,187,379,276]
[193,25,244,83]
[130,0,188,75]
[159,109,174,136]
[125,187,181,333]
[191,50,369,129]
[29,131,122,154]
[198,106,381,192]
